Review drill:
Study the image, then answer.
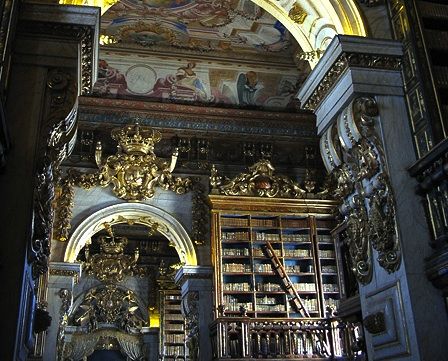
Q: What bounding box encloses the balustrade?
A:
[210,316,363,360]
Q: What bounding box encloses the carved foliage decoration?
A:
[57,288,72,361]
[320,97,401,283]
[210,159,306,198]
[303,53,401,111]
[289,3,307,24]
[31,69,78,279]
[191,177,208,245]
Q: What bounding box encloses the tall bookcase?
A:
[160,290,186,360]
[209,195,340,319]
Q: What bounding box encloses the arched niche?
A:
[64,203,197,266]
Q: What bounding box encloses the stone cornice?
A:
[175,266,213,286]
[78,97,317,139]
[101,45,298,70]
[19,3,100,95]
[298,35,403,112]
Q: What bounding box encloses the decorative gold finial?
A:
[83,226,144,283]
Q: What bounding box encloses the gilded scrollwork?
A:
[182,291,199,361]
[53,177,75,242]
[368,175,400,272]
[31,69,78,278]
[322,97,401,283]
[71,285,147,332]
[210,159,306,198]
[57,288,72,361]
[83,228,145,283]
[191,177,208,245]
[289,3,307,24]
[346,194,372,283]
[68,124,191,201]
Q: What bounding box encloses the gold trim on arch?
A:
[64,203,198,266]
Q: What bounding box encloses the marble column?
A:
[175,266,213,361]
[297,35,448,360]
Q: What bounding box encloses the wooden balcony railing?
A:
[209,316,364,360]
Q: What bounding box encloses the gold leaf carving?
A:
[64,124,191,202]
[289,3,307,24]
[326,97,401,283]
[210,159,306,198]
[83,233,145,283]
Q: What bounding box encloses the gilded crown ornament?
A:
[98,234,127,254]
[110,124,162,155]
[66,123,191,201]
[83,226,145,283]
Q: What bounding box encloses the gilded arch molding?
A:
[60,0,366,66]
[64,203,198,266]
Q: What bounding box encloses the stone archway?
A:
[250,0,366,62]
[64,202,197,265]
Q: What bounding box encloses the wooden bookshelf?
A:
[209,195,341,319]
[160,290,186,360]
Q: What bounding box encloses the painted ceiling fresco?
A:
[93,53,309,110]
[101,0,298,56]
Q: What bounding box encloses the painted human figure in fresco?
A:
[94,59,128,95]
[175,62,208,100]
[237,71,259,106]
[149,62,209,102]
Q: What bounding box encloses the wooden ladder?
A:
[262,241,310,317]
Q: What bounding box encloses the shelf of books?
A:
[312,216,340,316]
[210,196,340,320]
[160,290,186,360]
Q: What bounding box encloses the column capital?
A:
[48,262,82,286]
[175,265,213,286]
[297,35,403,134]
[49,262,82,277]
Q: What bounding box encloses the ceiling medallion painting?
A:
[71,124,191,201]
[101,0,293,55]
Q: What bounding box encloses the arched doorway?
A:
[59,204,193,360]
